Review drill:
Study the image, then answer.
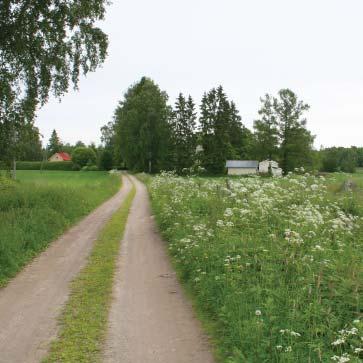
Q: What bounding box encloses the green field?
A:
[0,171,120,286]
[146,172,363,362]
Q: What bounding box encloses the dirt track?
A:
[0,175,131,363]
[103,175,214,363]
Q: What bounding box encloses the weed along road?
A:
[0,175,132,363]
[103,175,214,363]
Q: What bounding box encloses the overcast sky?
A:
[36,0,363,148]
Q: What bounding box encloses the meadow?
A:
[0,171,120,286]
[146,172,363,362]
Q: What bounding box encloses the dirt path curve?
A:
[103,175,214,363]
[0,174,132,363]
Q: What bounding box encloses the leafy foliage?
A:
[72,147,97,168]
[0,0,109,163]
[321,147,358,173]
[114,77,172,173]
[16,161,73,171]
[254,89,314,173]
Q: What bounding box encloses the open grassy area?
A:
[43,183,135,363]
[147,173,363,362]
[0,171,120,286]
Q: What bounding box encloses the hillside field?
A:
[0,171,120,286]
[145,172,363,362]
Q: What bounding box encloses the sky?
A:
[36,0,363,148]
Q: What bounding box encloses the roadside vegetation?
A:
[0,171,120,286]
[147,172,363,362]
[44,182,135,363]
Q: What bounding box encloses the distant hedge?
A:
[16,161,74,171]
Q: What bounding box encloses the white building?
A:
[226,160,259,175]
[259,160,283,176]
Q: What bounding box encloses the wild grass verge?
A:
[0,171,120,286]
[43,183,135,363]
[147,172,363,363]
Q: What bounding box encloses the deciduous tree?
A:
[114,77,172,172]
[0,0,109,164]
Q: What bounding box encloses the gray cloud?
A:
[36,0,363,148]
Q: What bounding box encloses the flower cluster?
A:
[148,172,363,362]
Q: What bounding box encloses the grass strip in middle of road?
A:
[43,182,136,363]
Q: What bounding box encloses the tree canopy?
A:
[0,0,109,164]
[254,89,314,173]
[114,77,172,173]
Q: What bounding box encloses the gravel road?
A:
[103,175,214,363]
[0,175,131,363]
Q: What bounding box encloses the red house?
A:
[48,152,72,162]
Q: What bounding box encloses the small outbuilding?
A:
[259,160,283,176]
[48,152,71,162]
[226,160,259,175]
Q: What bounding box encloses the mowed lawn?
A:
[0,171,120,286]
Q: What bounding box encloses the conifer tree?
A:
[170,94,197,173]
[227,101,253,159]
[47,129,62,155]
[199,86,232,173]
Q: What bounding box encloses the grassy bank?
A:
[0,171,120,286]
[147,173,363,362]
[43,183,135,363]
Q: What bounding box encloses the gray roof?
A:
[226,160,259,168]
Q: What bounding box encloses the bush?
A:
[16,161,74,171]
[72,147,97,168]
[98,149,113,170]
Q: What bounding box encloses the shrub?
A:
[16,161,74,171]
[98,149,113,170]
[72,147,97,168]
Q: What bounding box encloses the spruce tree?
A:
[199,86,232,174]
[170,93,197,173]
[47,130,62,155]
[227,101,253,159]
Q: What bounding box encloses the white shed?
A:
[259,160,282,176]
[226,160,259,175]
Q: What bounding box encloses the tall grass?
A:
[0,171,120,286]
[148,172,363,362]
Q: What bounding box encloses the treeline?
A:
[319,147,363,173]
[102,77,316,174]
[2,128,113,171]
[46,130,114,171]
